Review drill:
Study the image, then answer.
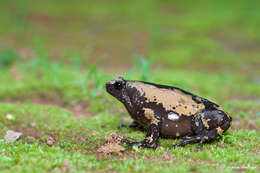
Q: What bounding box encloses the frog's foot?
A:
[173,128,222,150]
[121,138,159,149]
[121,122,160,149]
[173,135,202,149]
[180,136,193,140]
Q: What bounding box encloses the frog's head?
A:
[106,77,128,103]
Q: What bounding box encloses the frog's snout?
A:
[105,81,113,94]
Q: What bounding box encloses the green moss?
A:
[0,102,259,172]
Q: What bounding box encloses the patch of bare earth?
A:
[226,104,260,131]
[212,32,260,53]
[7,121,95,151]
[8,123,43,142]
[231,118,259,131]
[223,94,260,131]
[229,94,260,102]
[3,94,93,117]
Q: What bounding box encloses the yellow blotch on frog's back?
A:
[129,82,205,116]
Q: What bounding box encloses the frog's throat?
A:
[122,93,133,108]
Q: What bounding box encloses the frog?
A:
[106,77,232,149]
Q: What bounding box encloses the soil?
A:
[3,94,93,117]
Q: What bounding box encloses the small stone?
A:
[4,130,22,142]
[5,114,15,120]
[46,137,56,146]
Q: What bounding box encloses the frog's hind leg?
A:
[173,110,232,149]
[173,128,220,150]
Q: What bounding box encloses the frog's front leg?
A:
[121,123,160,149]
[121,108,161,149]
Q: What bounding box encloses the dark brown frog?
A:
[106,77,232,149]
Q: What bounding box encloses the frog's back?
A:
[127,81,214,116]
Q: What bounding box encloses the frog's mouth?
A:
[105,81,121,98]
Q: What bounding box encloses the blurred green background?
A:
[1,0,260,73]
[0,0,259,172]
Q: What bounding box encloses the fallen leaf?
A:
[4,130,22,142]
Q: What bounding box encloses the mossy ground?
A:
[0,0,259,172]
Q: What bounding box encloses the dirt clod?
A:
[98,133,126,154]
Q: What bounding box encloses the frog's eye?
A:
[114,81,123,90]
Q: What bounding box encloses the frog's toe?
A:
[121,139,158,149]
[173,136,202,148]
[120,139,138,149]
[173,128,222,149]
[125,143,138,150]
[196,137,207,150]
[120,138,135,145]
[181,136,193,140]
